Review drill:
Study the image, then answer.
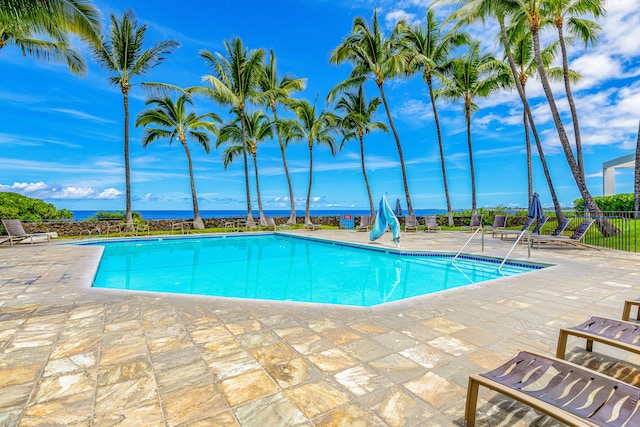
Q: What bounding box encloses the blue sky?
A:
[2,0,639,214]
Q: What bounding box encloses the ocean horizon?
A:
[70,209,452,221]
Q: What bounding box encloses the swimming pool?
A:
[79,234,544,306]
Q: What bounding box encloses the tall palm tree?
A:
[135,92,219,230]
[330,9,415,216]
[508,26,572,216]
[255,50,306,225]
[333,86,388,218]
[217,110,274,226]
[438,40,512,215]
[0,0,101,75]
[289,99,338,225]
[92,9,179,229]
[442,0,565,221]
[198,38,265,226]
[510,0,617,235]
[400,7,469,226]
[446,0,616,234]
[543,0,605,180]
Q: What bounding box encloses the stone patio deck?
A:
[1,229,639,426]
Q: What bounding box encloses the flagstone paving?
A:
[1,229,639,426]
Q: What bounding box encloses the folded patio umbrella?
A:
[394,198,402,217]
[370,195,401,244]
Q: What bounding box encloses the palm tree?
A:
[255,50,306,225]
[508,26,571,218]
[400,7,469,226]
[198,38,265,226]
[217,110,274,226]
[135,92,219,230]
[438,40,512,215]
[330,10,415,216]
[92,9,179,229]
[445,0,616,235]
[442,0,565,221]
[543,0,605,180]
[510,0,617,235]
[333,86,388,218]
[0,0,101,75]
[289,99,338,225]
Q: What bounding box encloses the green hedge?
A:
[573,193,634,212]
[84,210,145,224]
[0,192,72,222]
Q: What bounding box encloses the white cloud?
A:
[0,181,123,200]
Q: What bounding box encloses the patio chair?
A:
[497,216,538,240]
[529,219,596,249]
[460,214,483,232]
[423,215,441,232]
[303,222,321,231]
[622,298,640,321]
[465,349,640,426]
[1,219,51,245]
[484,215,507,237]
[404,214,418,232]
[556,316,640,360]
[356,215,371,232]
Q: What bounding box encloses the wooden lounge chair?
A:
[498,216,544,240]
[356,215,371,232]
[404,214,418,232]
[423,215,440,232]
[460,214,483,232]
[1,219,51,245]
[484,214,507,237]
[622,298,640,321]
[530,219,596,249]
[556,315,640,359]
[465,349,640,426]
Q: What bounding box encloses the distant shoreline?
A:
[71,209,455,221]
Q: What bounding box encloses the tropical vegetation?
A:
[92,9,179,230]
[0,192,72,222]
[135,91,220,230]
[6,0,633,236]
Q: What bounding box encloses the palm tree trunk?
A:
[557,24,584,180]
[238,109,254,224]
[427,76,454,226]
[634,120,640,213]
[358,133,375,218]
[531,25,618,236]
[181,139,204,230]
[525,108,533,204]
[466,105,476,216]
[497,19,564,221]
[376,82,414,215]
[252,153,267,226]
[305,142,313,225]
[271,106,296,225]
[122,87,133,230]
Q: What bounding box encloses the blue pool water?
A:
[80,235,543,307]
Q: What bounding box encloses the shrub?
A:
[0,192,73,221]
[84,210,145,224]
[573,193,634,212]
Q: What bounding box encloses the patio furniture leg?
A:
[465,376,480,427]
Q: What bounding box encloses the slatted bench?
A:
[556,316,640,359]
[466,350,640,426]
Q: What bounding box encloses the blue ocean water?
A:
[71,209,450,221]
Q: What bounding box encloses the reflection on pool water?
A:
[78,234,545,307]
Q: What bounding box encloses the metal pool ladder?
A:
[452,227,484,263]
[498,230,531,271]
